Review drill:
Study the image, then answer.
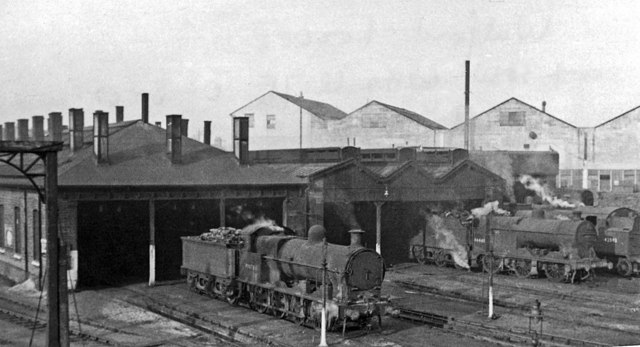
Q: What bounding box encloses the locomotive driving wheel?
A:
[251,287,269,313]
[272,292,289,319]
[616,258,633,277]
[290,297,306,325]
[482,255,501,274]
[225,286,239,305]
[513,259,532,278]
[544,263,564,282]
[412,246,427,265]
[434,250,448,268]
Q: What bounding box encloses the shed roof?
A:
[371,101,447,130]
[230,91,348,121]
[594,105,640,128]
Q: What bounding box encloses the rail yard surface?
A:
[6,262,640,346]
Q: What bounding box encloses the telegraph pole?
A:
[464,60,470,150]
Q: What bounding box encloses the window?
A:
[499,111,526,126]
[523,144,530,149]
[14,207,21,253]
[244,113,254,128]
[362,113,387,128]
[33,209,40,260]
[266,115,276,129]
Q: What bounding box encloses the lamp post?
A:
[319,237,328,347]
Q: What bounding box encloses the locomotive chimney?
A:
[180,119,189,138]
[4,122,15,141]
[203,120,211,145]
[16,119,29,141]
[141,93,149,123]
[32,116,45,141]
[48,112,63,142]
[542,101,547,113]
[233,117,249,165]
[166,114,182,164]
[115,105,124,123]
[348,229,365,249]
[93,111,109,164]
[69,108,84,152]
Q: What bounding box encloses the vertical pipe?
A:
[32,116,45,141]
[17,119,29,141]
[141,93,149,123]
[48,112,63,142]
[4,122,15,141]
[45,150,68,346]
[282,198,288,227]
[219,198,225,227]
[180,119,189,138]
[464,60,470,150]
[23,191,28,277]
[149,200,155,286]
[375,202,383,254]
[203,121,211,145]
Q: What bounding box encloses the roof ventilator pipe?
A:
[93,110,109,165]
[16,119,29,141]
[69,108,84,152]
[233,117,249,165]
[48,112,63,142]
[32,116,45,141]
[4,122,15,141]
[166,114,182,164]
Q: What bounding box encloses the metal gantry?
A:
[0,141,67,347]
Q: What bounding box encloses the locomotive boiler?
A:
[181,224,388,331]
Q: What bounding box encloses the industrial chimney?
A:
[16,119,29,141]
[93,111,109,164]
[48,112,63,142]
[464,60,470,150]
[203,120,211,145]
[116,106,124,123]
[141,93,149,123]
[32,116,44,141]
[542,101,547,113]
[166,115,182,164]
[233,117,249,165]
[0,125,3,141]
[4,122,15,141]
[69,108,84,152]
[180,119,189,138]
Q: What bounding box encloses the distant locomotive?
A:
[411,210,612,282]
[181,224,388,331]
[516,206,640,276]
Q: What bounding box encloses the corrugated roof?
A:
[369,101,447,130]
[57,121,306,187]
[260,163,336,179]
[272,92,348,120]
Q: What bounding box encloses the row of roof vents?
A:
[1,93,216,165]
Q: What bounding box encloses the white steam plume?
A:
[429,215,470,269]
[471,200,509,218]
[519,175,575,208]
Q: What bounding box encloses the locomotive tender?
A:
[411,210,612,282]
[181,224,388,331]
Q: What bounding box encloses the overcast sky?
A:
[2,0,640,147]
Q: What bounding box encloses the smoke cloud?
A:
[429,215,470,269]
[519,175,575,208]
[471,200,509,218]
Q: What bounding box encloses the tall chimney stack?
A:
[180,119,189,138]
[464,60,470,150]
[166,115,182,164]
[203,120,211,145]
[16,119,29,141]
[4,122,15,141]
[542,101,547,113]
[141,93,149,123]
[233,117,249,165]
[48,112,63,142]
[0,125,3,141]
[116,106,124,123]
[32,116,45,141]
[93,111,109,164]
[69,108,84,152]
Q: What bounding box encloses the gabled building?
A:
[445,98,585,172]
[229,91,347,150]
[330,100,447,148]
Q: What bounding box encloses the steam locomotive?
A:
[181,224,388,331]
[411,210,612,283]
[515,206,640,276]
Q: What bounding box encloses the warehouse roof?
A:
[356,101,447,130]
[57,121,306,187]
[230,91,348,121]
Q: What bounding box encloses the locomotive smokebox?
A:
[348,229,365,249]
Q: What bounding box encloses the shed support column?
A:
[219,198,225,227]
[374,202,385,254]
[149,200,155,286]
[282,198,288,227]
